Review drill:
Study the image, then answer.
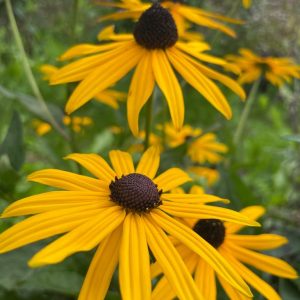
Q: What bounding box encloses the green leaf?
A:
[0,111,24,170]
[282,135,300,143]
[279,279,300,300]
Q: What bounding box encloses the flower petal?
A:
[1,191,112,217]
[119,214,151,300]
[109,150,135,177]
[136,146,160,179]
[65,153,116,182]
[152,50,184,131]
[78,226,122,300]
[28,169,106,192]
[154,168,191,192]
[143,215,203,300]
[162,193,229,204]
[218,275,250,300]
[127,52,155,136]
[150,210,252,297]
[29,206,125,267]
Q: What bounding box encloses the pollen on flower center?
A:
[109,173,162,213]
[133,3,178,49]
[193,219,225,248]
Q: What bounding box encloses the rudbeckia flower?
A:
[0,147,259,299]
[97,0,243,38]
[189,166,220,186]
[50,3,245,136]
[188,132,228,164]
[151,206,298,300]
[226,49,300,86]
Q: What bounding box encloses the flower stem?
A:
[4,0,68,140]
[144,95,154,150]
[233,77,261,145]
[71,0,79,39]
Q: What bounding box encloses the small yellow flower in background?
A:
[188,132,228,164]
[151,206,298,300]
[226,49,300,86]
[189,166,220,186]
[0,147,260,299]
[97,0,243,38]
[159,122,201,148]
[32,120,52,136]
[128,131,162,153]
[50,3,245,136]
[243,0,252,9]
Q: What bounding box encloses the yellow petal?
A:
[127,52,155,136]
[65,153,116,183]
[227,234,288,250]
[1,191,112,217]
[109,150,135,177]
[154,168,191,192]
[0,207,101,254]
[225,205,265,234]
[28,169,106,192]
[143,215,204,300]
[227,243,298,279]
[119,214,151,300]
[136,146,160,179]
[162,193,229,204]
[152,50,184,131]
[150,210,252,297]
[161,202,260,227]
[29,207,125,267]
[78,226,122,300]
[194,259,217,300]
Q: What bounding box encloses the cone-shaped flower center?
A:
[109,173,162,213]
[133,3,178,49]
[193,219,225,248]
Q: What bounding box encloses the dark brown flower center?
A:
[133,3,178,49]
[193,219,225,248]
[109,173,162,213]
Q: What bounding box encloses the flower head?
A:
[51,3,245,136]
[0,147,259,299]
[227,49,300,86]
[152,205,298,299]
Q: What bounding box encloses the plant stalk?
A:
[144,95,154,150]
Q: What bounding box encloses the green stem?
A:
[4,0,68,140]
[71,0,79,39]
[144,95,154,150]
[233,77,261,144]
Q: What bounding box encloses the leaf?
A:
[282,135,300,143]
[0,111,25,170]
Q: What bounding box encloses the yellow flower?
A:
[32,120,52,136]
[151,206,298,300]
[188,132,228,164]
[98,0,243,38]
[0,147,259,299]
[243,0,252,9]
[226,49,300,86]
[128,131,162,153]
[189,166,220,186]
[50,3,245,136]
[160,122,202,148]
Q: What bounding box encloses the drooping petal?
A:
[143,215,203,300]
[154,168,191,192]
[29,207,125,267]
[78,226,122,300]
[65,153,116,182]
[227,234,288,250]
[161,193,229,204]
[152,50,184,131]
[127,51,155,136]
[150,210,252,297]
[160,202,260,227]
[194,259,217,300]
[28,169,106,192]
[119,214,151,300]
[220,247,281,300]
[0,207,102,253]
[109,150,135,177]
[227,243,298,279]
[1,191,112,217]
[136,146,160,179]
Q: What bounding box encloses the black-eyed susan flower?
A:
[188,132,228,164]
[226,49,300,86]
[0,147,260,299]
[97,0,243,38]
[151,205,298,300]
[50,3,245,136]
[189,166,220,186]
